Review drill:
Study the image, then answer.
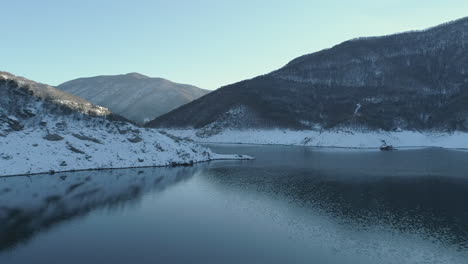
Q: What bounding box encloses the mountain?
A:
[0,72,248,176]
[58,73,210,124]
[147,17,468,133]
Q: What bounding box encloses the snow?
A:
[52,100,110,116]
[0,119,252,177]
[7,115,18,121]
[162,128,468,149]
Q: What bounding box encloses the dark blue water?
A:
[1,145,468,263]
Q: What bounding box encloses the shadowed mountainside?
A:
[58,73,209,124]
[147,17,468,132]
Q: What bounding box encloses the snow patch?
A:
[161,128,468,149]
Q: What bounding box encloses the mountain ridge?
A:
[147,17,468,132]
[58,73,210,124]
[279,16,468,70]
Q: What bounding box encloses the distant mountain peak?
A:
[58,74,210,124]
[124,72,149,79]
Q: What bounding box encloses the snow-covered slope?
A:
[164,128,468,149]
[58,73,210,124]
[0,72,250,176]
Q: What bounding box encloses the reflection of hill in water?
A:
[0,166,203,252]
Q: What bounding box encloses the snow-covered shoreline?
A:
[0,154,251,178]
[0,124,252,177]
[163,129,468,149]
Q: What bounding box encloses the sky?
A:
[2,0,467,90]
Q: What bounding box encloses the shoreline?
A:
[5,143,468,178]
[0,154,254,178]
[202,142,468,151]
[164,129,468,150]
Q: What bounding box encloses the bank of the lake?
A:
[165,129,468,149]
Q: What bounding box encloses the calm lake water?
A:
[1,145,468,264]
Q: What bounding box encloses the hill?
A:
[148,17,468,133]
[58,73,209,124]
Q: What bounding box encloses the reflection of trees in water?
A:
[0,166,203,252]
[203,166,468,248]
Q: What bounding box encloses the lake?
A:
[1,145,468,264]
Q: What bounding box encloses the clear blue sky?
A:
[2,0,467,90]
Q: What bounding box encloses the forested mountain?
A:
[147,17,468,132]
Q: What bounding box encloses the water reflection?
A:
[0,166,203,252]
[206,145,468,250]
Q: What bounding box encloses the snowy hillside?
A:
[0,72,250,176]
[58,73,210,124]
